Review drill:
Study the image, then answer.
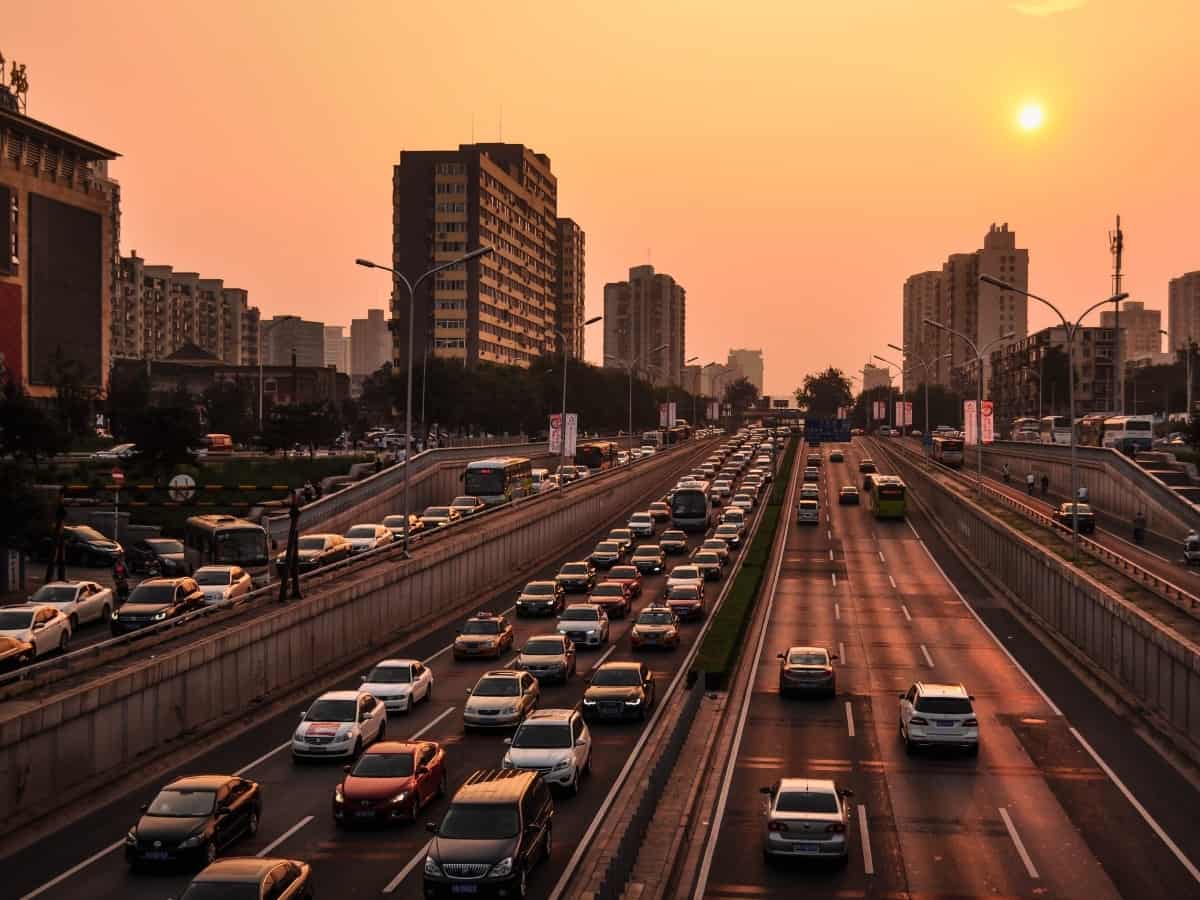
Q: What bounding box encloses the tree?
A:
[123,391,204,475]
[723,377,759,415]
[262,403,340,452]
[202,380,255,443]
[850,384,901,430]
[903,383,963,431]
[48,348,94,441]
[794,367,854,418]
[0,379,69,466]
[106,365,152,441]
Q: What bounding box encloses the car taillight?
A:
[768,821,789,832]
[909,716,929,725]
[825,823,846,833]
[964,718,978,727]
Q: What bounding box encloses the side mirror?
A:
[361,675,368,682]
[140,803,149,813]
[839,788,855,797]
[343,764,352,773]
[897,693,906,699]
[575,737,588,747]
[465,688,472,696]
[759,786,773,795]
[299,712,306,721]
[416,765,430,775]
[425,822,438,835]
[503,737,512,746]
[829,654,839,661]
[216,802,230,815]
[969,695,976,701]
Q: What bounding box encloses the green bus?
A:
[867,475,907,520]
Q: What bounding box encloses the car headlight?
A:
[482,639,496,647]
[502,755,514,769]
[582,697,597,705]
[625,697,642,706]
[111,610,120,620]
[334,784,344,802]
[125,829,137,846]
[489,857,514,878]
[502,705,519,714]
[586,629,597,635]
[178,833,205,849]
[552,759,571,771]
[424,856,443,877]
[390,792,408,805]
[153,610,168,621]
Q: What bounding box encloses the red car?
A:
[588,581,633,619]
[606,565,643,598]
[333,740,446,826]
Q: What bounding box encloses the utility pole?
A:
[1109,214,1124,414]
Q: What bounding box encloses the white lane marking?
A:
[18,841,124,899]
[235,741,290,775]
[410,706,456,740]
[831,572,837,587]
[905,520,1063,716]
[878,551,885,563]
[827,528,832,540]
[920,644,934,668]
[858,804,874,875]
[423,642,454,665]
[505,655,518,667]
[845,701,856,737]
[1070,727,1200,884]
[839,641,846,663]
[888,574,897,589]
[589,643,616,672]
[256,815,313,857]
[829,548,834,561]
[384,840,431,893]
[998,807,1040,879]
[834,602,840,621]
[901,604,912,622]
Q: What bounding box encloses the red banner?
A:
[0,282,22,384]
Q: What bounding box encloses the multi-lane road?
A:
[695,439,1200,899]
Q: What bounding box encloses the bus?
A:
[930,435,964,468]
[462,457,534,506]
[670,481,712,532]
[1039,416,1072,444]
[575,441,618,472]
[1101,416,1154,454]
[866,475,907,520]
[183,515,271,585]
[1075,414,1108,448]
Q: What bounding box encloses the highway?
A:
[695,439,1200,899]
[4,442,767,899]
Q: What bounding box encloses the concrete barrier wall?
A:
[0,442,709,834]
[878,441,1200,759]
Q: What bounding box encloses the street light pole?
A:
[887,344,951,439]
[607,343,668,453]
[355,246,494,556]
[258,315,298,428]
[554,316,602,475]
[685,355,699,424]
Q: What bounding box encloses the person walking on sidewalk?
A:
[1040,473,1049,497]
[1026,471,1036,495]
[1002,463,1011,484]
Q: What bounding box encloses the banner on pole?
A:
[982,401,994,444]
[564,413,579,457]
[902,401,914,427]
[659,403,671,427]
[707,401,719,420]
[668,401,677,426]
[872,400,885,421]
[548,414,562,455]
[963,400,977,445]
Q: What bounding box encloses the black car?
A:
[555,561,597,593]
[110,577,206,635]
[44,525,123,567]
[583,661,656,721]
[424,769,553,899]
[859,459,877,474]
[839,486,860,505]
[659,530,689,554]
[0,635,34,671]
[515,581,566,617]
[180,858,312,900]
[275,533,351,575]
[630,545,665,574]
[126,538,191,576]
[1055,502,1096,534]
[125,775,262,870]
[588,541,625,570]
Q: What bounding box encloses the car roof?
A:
[191,857,285,882]
[478,669,523,680]
[526,633,567,642]
[372,658,420,668]
[523,580,557,588]
[164,774,234,791]
[453,768,539,803]
[596,661,642,672]
[41,580,84,588]
[523,708,576,722]
[137,577,192,587]
[194,564,238,572]
[914,681,969,698]
[563,603,599,611]
[314,690,361,701]
[777,777,837,794]
[786,645,828,655]
[363,740,430,755]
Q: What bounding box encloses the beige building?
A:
[264,316,324,368]
[1100,300,1161,361]
[1168,271,1200,352]
[556,218,586,358]
[603,265,687,387]
[241,306,260,368]
[351,308,390,376]
[701,362,738,398]
[901,270,945,391]
[324,325,351,374]
[727,349,764,394]
[862,363,892,392]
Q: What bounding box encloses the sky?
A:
[6,0,1200,397]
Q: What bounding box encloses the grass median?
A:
[695,436,798,689]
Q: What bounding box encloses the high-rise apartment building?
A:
[1100,300,1161,361]
[1168,271,1200,351]
[324,325,351,374]
[603,265,686,388]
[862,363,892,392]
[351,308,391,376]
[556,218,586,359]
[264,316,324,368]
[241,306,260,368]
[219,288,248,366]
[701,363,738,398]
[727,349,764,394]
[901,270,945,391]
[392,143,583,369]
[989,325,1115,424]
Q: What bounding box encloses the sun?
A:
[1018,102,1045,132]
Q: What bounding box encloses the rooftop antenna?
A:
[1109,214,1124,413]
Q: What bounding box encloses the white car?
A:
[531,468,556,493]
[192,565,254,604]
[639,445,657,456]
[616,451,630,466]
[292,690,388,760]
[721,507,747,528]
[898,682,979,755]
[666,565,705,593]
[796,500,820,525]
[29,580,113,627]
[344,523,394,554]
[360,658,434,713]
[90,443,137,461]
[628,512,656,538]
[503,708,592,794]
[0,605,72,658]
[714,523,742,547]
[556,604,610,647]
[731,493,755,511]
[761,778,853,862]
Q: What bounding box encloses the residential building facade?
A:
[603,264,686,387]
[351,308,390,376]
[727,349,764,394]
[988,325,1117,425]
[1168,271,1200,352]
[862,363,892,392]
[264,316,324,368]
[556,218,586,358]
[901,270,945,391]
[1099,300,1161,361]
[324,325,351,374]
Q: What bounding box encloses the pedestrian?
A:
[1002,462,1011,484]
[1040,473,1049,497]
[1133,511,1146,545]
[1025,471,1035,495]
[113,555,130,605]
[1077,483,1089,503]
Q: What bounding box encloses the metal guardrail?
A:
[0,440,710,694]
[877,438,1200,619]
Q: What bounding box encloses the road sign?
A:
[111,467,125,486]
[169,473,197,502]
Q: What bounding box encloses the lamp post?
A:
[979,274,1128,560]
[553,316,602,475]
[685,355,700,424]
[606,343,669,451]
[355,245,494,555]
[258,314,298,428]
[886,344,951,438]
[922,319,1015,497]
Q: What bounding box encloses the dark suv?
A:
[423,769,553,898]
[110,577,205,635]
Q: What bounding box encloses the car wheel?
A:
[248,809,260,836]
[967,742,980,757]
[58,632,69,653]
[100,604,111,622]
[583,750,592,775]
[543,823,552,860]
[425,681,433,703]
[569,769,580,796]
[837,851,850,868]
[69,614,79,630]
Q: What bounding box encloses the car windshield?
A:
[787,651,828,666]
[672,568,699,579]
[473,677,519,697]
[352,752,414,777]
[146,789,216,817]
[630,514,651,523]
[592,667,642,686]
[213,528,268,564]
[71,527,108,542]
[462,620,500,635]
[366,665,412,683]
[298,537,327,550]
[716,527,736,536]
[451,497,478,507]
[694,552,719,564]
[346,526,378,538]
[439,804,520,839]
[560,608,598,621]
[703,541,726,551]
[595,542,620,553]
[638,611,674,625]
[914,696,973,714]
[32,585,79,603]
[591,584,623,596]
[0,610,35,629]
[524,639,564,655]
[523,583,554,595]
[146,539,184,554]
[127,584,177,605]
[512,723,572,749]
[305,699,356,722]
[632,547,660,558]
[800,501,818,510]
[669,586,700,599]
[610,567,637,579]
[776,791,839,814]
[1063,504,1092,514]
[423,507,451,518]
[560,564,588,575]
[195,570,233,586]
[662,531,686,541]
[181,885,259,900]
[841,487,857,494]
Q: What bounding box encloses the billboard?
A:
[707,401,719,420]
[963,401,994,445]
[872,400,886,421]
[659,403,670,427]
[564,412,578,457]
[549,413,562,454]
[549,413,579,455]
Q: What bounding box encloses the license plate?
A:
[937,720,954,726]
[796,843,819,853]
[354,810,375,818]
[451,886,478,895]
[144,851,170,860]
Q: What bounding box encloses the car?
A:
[1054,502,1096,533]
[503,708,592,794]
[583,661,656,721]
[343,523,394,554]
[659,529,689,554]
[587,581,633,619]
[556,603,610,647]
[515,580,566,617]
[382,513,425,539]
[464,670,540,729]
[898,682,979,754]
[777,646,838,697]
[802,467,820,483]
[0,604,71,658]
[760,778,852,863]
[648,501,672,523]
[0,635,35,671]
[52,524,123,567]
[859,458,877,474]
[629,448,643,460]
[806,453,822,468]
[838,486,860,506]
[851,427,864,436]
[419,506,462,529]
[721,506,747,527]
[606,565,643,597]
[631,543,666,574]
[556,464,584,484]
[333,740,446,826]
[179,858,313,899]
[29,579,113,627]
[711,480,733,501]
[275,532,350,574]
[640,445,657,456]
[731,493,755,512]
[293,690,388,760]
[514,634,577,683]
[700,538,730,564]
[423,769,553,898]
[666,563,704,592]
[124,775,262,869]
[454,611,515,659]
[665,583,705,620]
[796,499,820,525]
[607,528,636,552]
[829,450,844,462]
[126,537,191,576]
[616,451,630,466]
[361,658,434,713]
[691,550,723,580]
[91,442,138,461]
[741,477,763,495]
[862,472,876,492]
[588,540,625,569]
[110,577,205,636]
[713,523,742,547]
[193,565,254,605]
[628,511,656,538]
[450,495,487,517]
[555,560,598,593]
[631,605,680,650]
[799,484,820,502]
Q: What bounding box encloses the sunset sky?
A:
[7,0,1199,396]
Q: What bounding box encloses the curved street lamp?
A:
[553,316,603,474]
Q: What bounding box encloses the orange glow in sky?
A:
[7,0,1200,395]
